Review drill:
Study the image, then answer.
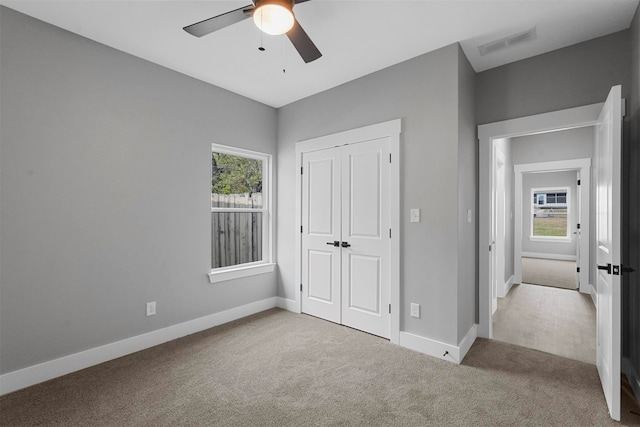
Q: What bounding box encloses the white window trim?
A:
[529,186,571,242]
[209,144,274,284]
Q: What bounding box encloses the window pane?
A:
[547,193,556,204]
[211,212,263,268]
[557,193,567,204]
[212,152,263,209]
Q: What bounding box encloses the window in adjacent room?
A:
[531,187,570,239]
[209,144,273,283]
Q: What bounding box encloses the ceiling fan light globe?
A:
[253,4,294,36]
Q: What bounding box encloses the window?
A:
[209,144,273,283]
[531,187,570,240]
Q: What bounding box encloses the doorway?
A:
[479,86,623,420]
[513,159,591,293]
[493,144,594,364]
[294,119,401,343]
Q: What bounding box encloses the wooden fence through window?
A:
[211,193,263,268]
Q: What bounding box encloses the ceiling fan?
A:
[183,0,322,63]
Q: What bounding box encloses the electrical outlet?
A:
[410,209,420,223]
[146,301,156,316]
[410,303,420,318]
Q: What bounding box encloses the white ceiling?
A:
[2,0,638,108]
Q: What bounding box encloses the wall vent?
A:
[477,27,537,56]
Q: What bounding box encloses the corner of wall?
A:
[456,43,478,343]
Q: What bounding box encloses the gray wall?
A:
[511,127,594,165]
[277,44,476,346]
[477,30,631,125]
[521,171,578,257]
[0,7,278,374]
[456,48,477,342]
[626,5,640,379]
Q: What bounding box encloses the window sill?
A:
[208,262,276,284]
[529,236,571,243]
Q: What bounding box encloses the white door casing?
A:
[513,159,590,290]
[494,147,506,305]
[595,85,622,421]
[576,170,583,289]
[479,102,603,339]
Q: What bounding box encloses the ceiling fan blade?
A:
[183,4,254,37]
[286,19,322,63]
[294,0,312,3]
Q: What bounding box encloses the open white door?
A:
[595,85,622,421]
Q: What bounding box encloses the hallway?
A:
[492,283,596,364]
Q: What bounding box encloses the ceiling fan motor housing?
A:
[253,0,295,12]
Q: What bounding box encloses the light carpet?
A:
[521,256,577,290]
[1,308,639,426]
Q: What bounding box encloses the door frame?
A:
[294,119,401,344]
[493,146,506,307]
[478,103,602,338]
[513,159,591,292]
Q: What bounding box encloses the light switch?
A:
[410,303,420,318]
[410,209,420,223]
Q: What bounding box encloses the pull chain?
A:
[258,11,265,52]
[282,36,286,73]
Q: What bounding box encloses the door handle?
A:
[326,241,340,247]
[622,265,636,274]
[597,263,612,274]
[341,241,351,248]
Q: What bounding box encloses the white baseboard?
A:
[623,357,640,406]
[588,284,596,305]
[522,252,577,261]
[498,275,514,298]
[276,297,298,312]
[399,324,477,365]
[504,275,514,296]
[458,324,478,361]
[0,297,278,396]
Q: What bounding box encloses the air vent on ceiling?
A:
[477,27,537,56]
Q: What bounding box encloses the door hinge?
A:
[389,229,392,238]
[300,283,303,292]
[577,179,581,186]
[577,223,581,229]
[622,98,626,117]
[301,166,303,175]
[389,304,391,314]
[489,244,492,252]
[300,225,303,233]
[577,267,581,273]
[389,153,392,163]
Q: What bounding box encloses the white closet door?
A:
[301,147,341,324]
[340,138,390,338]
